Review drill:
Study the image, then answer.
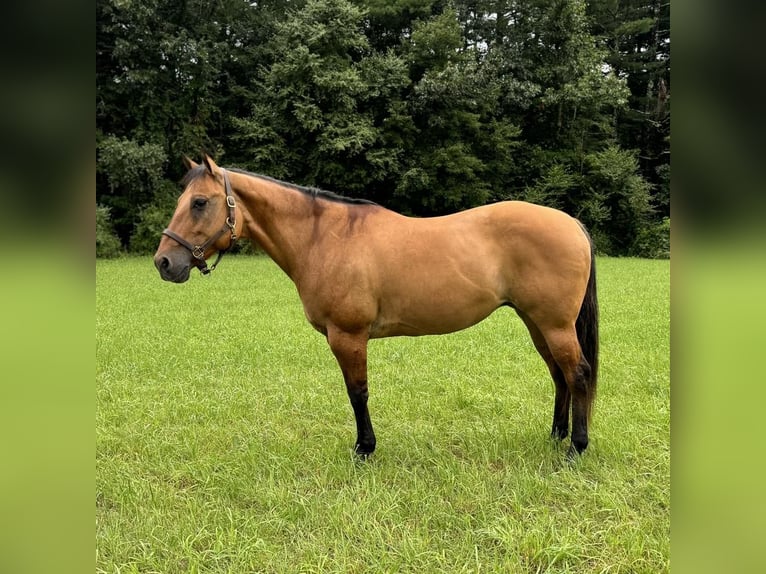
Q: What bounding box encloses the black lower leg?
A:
[551,371,571,440]
[567,417,588,461]
[348,384,376,457]
[568,363,591,456]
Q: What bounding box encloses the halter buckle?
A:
[226,196,236,209]
[192,246,205,259]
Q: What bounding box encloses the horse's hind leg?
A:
[326,326,376,458]
[518,312,570,440]
[544,327,593,457]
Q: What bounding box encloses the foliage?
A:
[128,181,178,255]
[235,0,380,191]
[97,135,167,245]
[96,205,122,258]
[581,144,654,255]
[634,216,670,259]
[521,162,577,210]
[96,0,670,256]
[587,0,670,220]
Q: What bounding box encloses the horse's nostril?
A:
[155,255,171,272]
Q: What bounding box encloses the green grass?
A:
[97,255,669,573]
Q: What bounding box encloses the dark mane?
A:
[182,165,377,206]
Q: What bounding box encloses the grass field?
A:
[96,255,669,573]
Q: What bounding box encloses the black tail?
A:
[575,226,599,422]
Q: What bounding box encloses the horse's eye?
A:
[192,197,208,210]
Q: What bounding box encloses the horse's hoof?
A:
[566,440,588,462]
[551,427,568,441]
[354,443,375,460]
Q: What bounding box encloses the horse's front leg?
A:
[327,326,376,458]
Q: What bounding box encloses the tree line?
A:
[96,0,669,258]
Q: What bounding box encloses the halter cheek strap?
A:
[161,169,238,275]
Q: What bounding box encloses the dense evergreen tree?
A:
[588,0,670,217]
[96,0,670,256]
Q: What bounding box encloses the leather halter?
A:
[162,169,238,275]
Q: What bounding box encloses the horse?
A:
[154,155,599,459]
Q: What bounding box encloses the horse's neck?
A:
[234,175,315,280]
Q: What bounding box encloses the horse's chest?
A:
[297,277,378,335]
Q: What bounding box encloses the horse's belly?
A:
[370,289,503,338]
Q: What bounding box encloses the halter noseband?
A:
[162,169,238,275]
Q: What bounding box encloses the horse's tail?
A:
[576,224,599,422]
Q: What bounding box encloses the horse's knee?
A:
[346,383,369,407]
[348,381,368,397]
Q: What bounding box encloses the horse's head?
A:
[154,155,240,282]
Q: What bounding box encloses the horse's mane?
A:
[182,165,377,207]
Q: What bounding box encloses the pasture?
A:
[96,255,669,573]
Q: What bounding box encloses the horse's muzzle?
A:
[154,251,192,283]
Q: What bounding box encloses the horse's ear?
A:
[182,155,198,170]
[202,154,221,176]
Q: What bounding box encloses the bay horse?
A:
[154,156,599,459]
